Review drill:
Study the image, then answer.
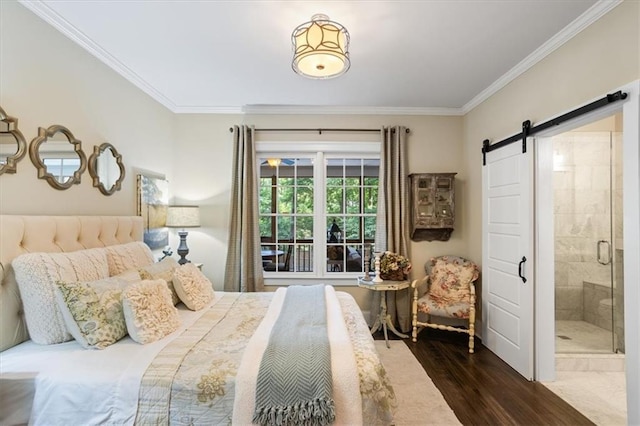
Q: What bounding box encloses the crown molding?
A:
[18,0,178,112]
[19,0,620,117]
[241,105,464,116]
[173,106,244,114]
[462,0,622,114]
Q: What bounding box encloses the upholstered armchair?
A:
[411,255,480,353]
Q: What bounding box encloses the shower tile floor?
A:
[556,320,613,353]
[542,320,627,425]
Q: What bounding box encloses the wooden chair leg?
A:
[468,303,476,353]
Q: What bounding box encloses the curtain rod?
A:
[228,127,410,134]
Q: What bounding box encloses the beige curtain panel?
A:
[374,125,412,332]
[224,125,264,292]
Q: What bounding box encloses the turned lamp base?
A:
[176,230,191,265]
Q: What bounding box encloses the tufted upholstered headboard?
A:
[0,215,144,351]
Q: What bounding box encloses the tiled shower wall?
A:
[553,132,613,321]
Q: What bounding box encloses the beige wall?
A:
[173,113,465,308]
[462,0,639,266]
[0,1,175,217]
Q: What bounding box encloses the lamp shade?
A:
[166,206,200,228]
[292,14,350,79]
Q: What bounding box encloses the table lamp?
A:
[166,205,200,265]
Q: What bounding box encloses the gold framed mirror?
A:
[0,106,27,175]
[29,125,87,190]
[88,142,125,195]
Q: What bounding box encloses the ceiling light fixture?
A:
[292,14,350,79]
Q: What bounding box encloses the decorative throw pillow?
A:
[105,241,154,276]
[55,277,129,349]
[172,263,215,310]
[138,257,180,305]
[121,279,181,344]
[12,248,110,344]
[428,257,477,304]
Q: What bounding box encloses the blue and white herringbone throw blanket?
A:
[253,284,335,426]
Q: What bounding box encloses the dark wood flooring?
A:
[374,328,594,425]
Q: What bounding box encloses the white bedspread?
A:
[1,290,396,425]
[0,296,219,426]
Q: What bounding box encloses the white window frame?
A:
[256,140,381,285]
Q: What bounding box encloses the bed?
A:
[0,215,397,425]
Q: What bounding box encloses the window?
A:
[258,143,379,277]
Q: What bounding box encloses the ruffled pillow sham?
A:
[138,257,180,305]
[173,263,215,310]
[122,279,181,344]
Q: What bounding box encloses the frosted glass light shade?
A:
[292,14,350,79]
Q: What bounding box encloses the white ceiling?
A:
[21,0,616,115]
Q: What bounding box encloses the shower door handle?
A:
[597,240,612,265]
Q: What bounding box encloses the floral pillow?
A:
[138,257,180,305]
[173,263,215,311]
[55,277,129,349]
[428,257,478,305]
[122,279,180,344]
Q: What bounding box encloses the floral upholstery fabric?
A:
[122,279,181,344]
[173,263,215,311]
[417,256,479,318]
[55,277,129,349]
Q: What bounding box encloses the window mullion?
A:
[314,152,326,276]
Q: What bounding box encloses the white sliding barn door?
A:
[482,140,534,380]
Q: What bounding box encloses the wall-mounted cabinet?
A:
[410,172,456,241]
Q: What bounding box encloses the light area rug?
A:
[375,340,461,425]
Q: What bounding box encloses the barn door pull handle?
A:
[518,256,527,283]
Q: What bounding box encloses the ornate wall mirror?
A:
[0,106,27,175]
[88,142,125,195]
[29,125,87,190]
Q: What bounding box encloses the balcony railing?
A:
[261,241,371,274]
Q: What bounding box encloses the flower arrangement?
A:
[379,251,412,280]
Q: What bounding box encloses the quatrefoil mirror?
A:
[0,106,27,175]
[29,125,87,190]
[88,142,125,195]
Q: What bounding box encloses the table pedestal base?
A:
[370,290,409,348]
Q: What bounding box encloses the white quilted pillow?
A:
[122,279,180,344]
[104,241,154,276]
[12,248,110,344]
[173,263,215,311]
